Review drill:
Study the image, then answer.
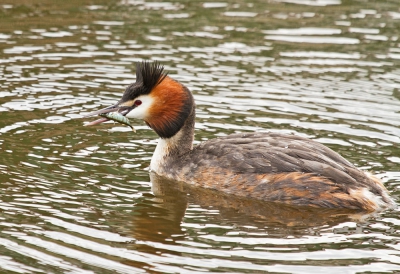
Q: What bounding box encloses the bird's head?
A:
[85,61,194,138]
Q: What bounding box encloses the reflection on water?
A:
[0,0,400,273]
[150,173,364,229]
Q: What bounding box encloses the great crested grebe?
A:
[85,61,395,212]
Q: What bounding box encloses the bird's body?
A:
[85,62,394,212]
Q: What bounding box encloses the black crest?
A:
[121,61,168,101]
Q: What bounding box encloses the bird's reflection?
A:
[128,172,369,244]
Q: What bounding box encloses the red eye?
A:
[134,100,142,106]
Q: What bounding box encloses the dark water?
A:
[1,0,400,273]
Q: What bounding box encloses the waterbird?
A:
[85,61,395,212]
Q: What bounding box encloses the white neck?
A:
[150,132,180,173]
[149,138,165,173]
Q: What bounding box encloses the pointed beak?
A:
[84,104,121,117]
[84,104,133,126]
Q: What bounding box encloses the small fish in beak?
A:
[100,112,135,131]
[84,105,135,131]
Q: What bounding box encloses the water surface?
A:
[1,0,400,273]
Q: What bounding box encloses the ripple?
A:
[126,1,183,11]
[41,31,73,38]
[264,27,342,35]
[4,46,47,54]
[203,2,228,8]
[280,51,360,59]
[174,31,225,39]
[93,21,124,26]
[365,34,389,41]
[388,11,400,19]
[274,0,341,6]
[264,35,359,44]
[15,234,144,273]
[223,12,258,17]
[0,252,41,273]
[349,27,380,34]
[163,13,190,19]
[0,33,11,39]
[41,216,133,242]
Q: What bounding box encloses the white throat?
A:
[150,138,169,173]
[150,129,189,173]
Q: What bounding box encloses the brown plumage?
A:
[163,132,392,211]
[147,76,193,138]
[85,61,395,212]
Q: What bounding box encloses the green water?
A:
[0,0,400,273]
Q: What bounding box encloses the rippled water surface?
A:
[1,0,400,273]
